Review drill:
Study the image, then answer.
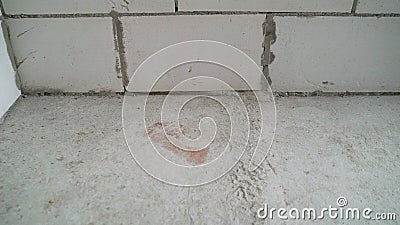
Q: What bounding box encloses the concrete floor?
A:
[0,95,399,225]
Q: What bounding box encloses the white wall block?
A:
[180,0,353,12]
[0,19,20,119]
[6,18,123,92]
[269,16,400,92]
[2,0,174,14]
[122,15,266,92]
[357,0,400,13]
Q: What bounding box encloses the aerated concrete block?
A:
[122,15,266,92]
[5,18,123,93]
[1,0,175,14]
[180,0,353,12]
[356,0,400,13]
[269,16,400,92]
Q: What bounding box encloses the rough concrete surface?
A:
[0,95,399,224]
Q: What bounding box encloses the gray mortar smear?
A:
[261,14,276,85]
[174,0,179,12]
[110,10,128,88]
[19,90,400,97]
[3,11,400,19]
[0,0,6,16]
[351,0,358,14]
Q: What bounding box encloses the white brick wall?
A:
[180,0,354,12]
[2,0,175,14]
[357,0,400,13]
[122,15,266,92]
[6,18,123,92]
[269,16,400,92]
[1,1,399,93]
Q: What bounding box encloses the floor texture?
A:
[0,95,399,225]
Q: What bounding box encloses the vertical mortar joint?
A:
[0,0,7,18]
[261,14,276,85]
[110,10,128,89]
[174,0,179,12]
[351,0,358,14]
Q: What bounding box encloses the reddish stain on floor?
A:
[145,122,209,165]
